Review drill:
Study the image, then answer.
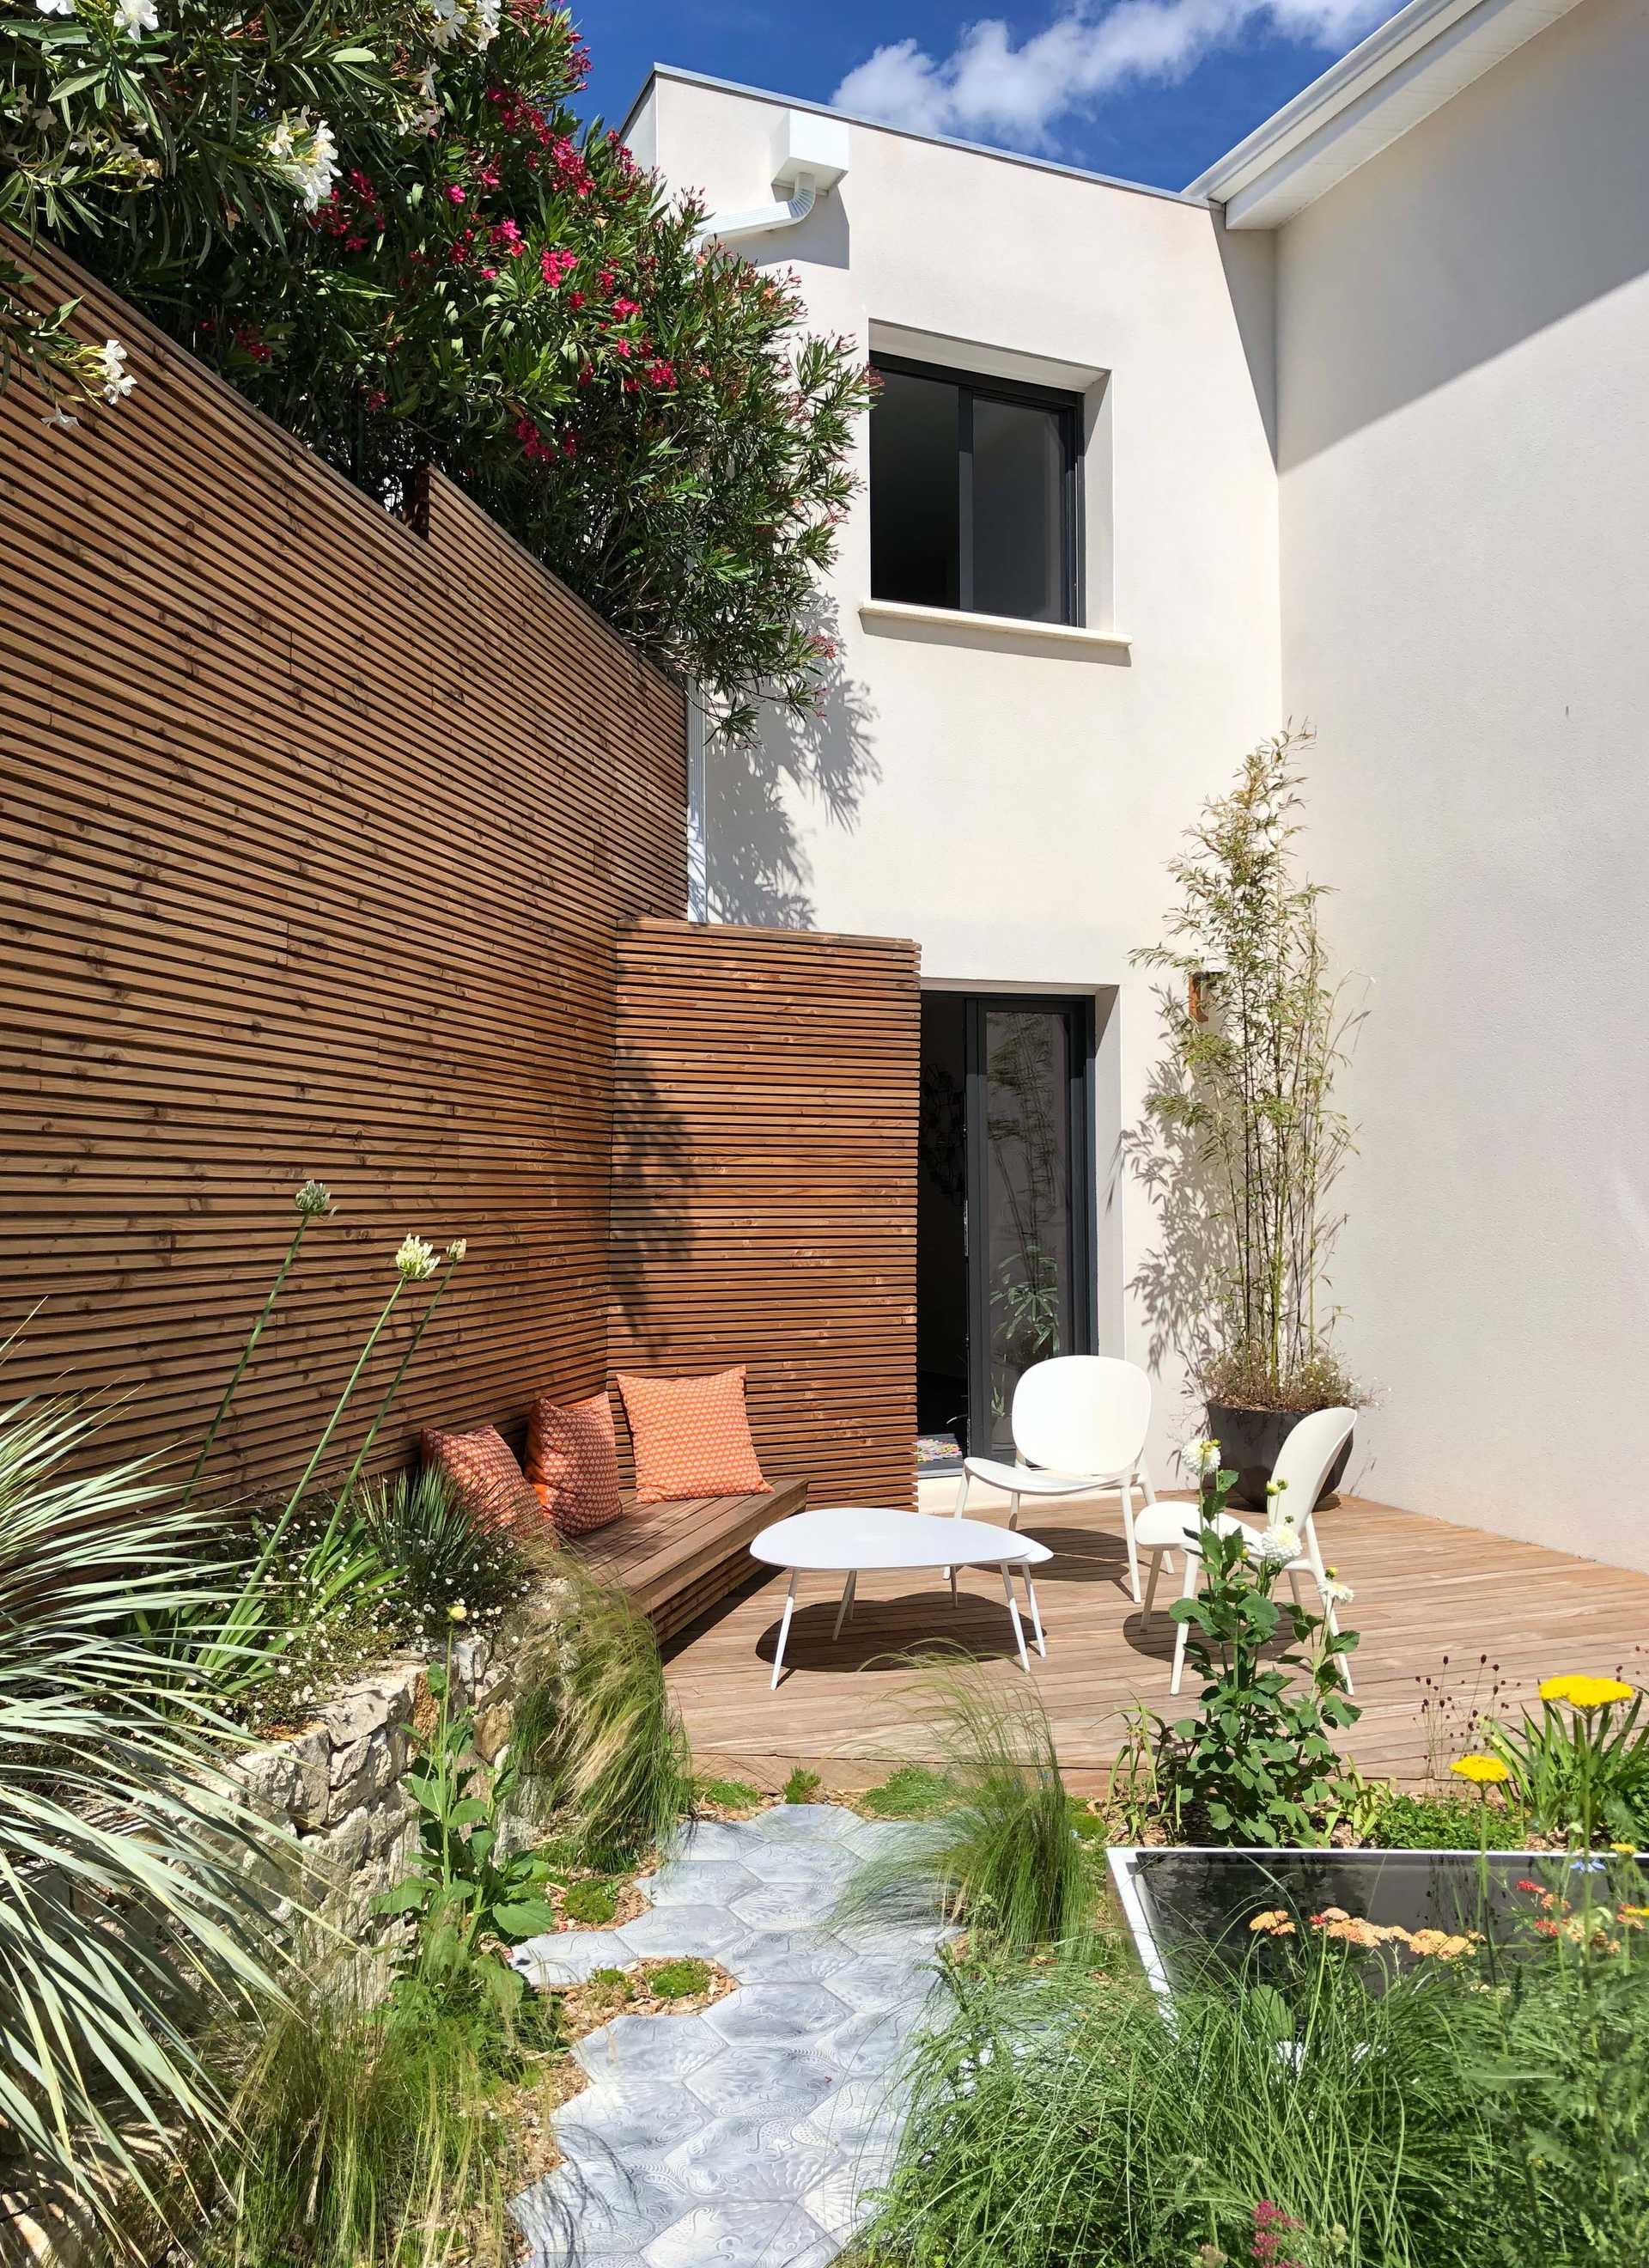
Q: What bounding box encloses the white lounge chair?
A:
[953,1355,1159,1603]
[1137,1404,1358,1695]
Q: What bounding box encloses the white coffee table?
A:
[750,1506,1052,1688]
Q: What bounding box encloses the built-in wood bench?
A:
[569,1476,806,1643]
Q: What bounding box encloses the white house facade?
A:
[624,0,1649,1569]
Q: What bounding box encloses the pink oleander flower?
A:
[447,183,465,204]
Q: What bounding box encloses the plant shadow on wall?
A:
[605,1058,697,1353]
[702,599,880,928]
[1125,728,1372,1474]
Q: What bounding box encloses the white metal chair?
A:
[953,1355,1159,1603]
[1136,1405,1358,1696]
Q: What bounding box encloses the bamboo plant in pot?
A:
[1134,728,1367,1510]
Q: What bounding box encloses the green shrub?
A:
[511,1564,692,1869]
[1,10,870,745]
[1366,1788,1532,1851]
[861,1765,958,1820]
[864,1880,1649,2268]
[847,1669,1092,1956]
[360,1466,532,1649]
[583,1966,633,2010]
[561,1880,619,1928]
[783,1765,824,1804]
[648,1958,712,2001]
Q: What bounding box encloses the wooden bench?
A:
[569,1476,806,1643]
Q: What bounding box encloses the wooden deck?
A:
[662,1485,1649,1796]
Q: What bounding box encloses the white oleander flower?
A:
[114,0,158,34]
[395,1233,439,1283]
[41,406,79,430]
[427,0,462,46]
[469,0,500,43]
[267,110,339,210]
[97,338,136,404]
[35,0,76,16]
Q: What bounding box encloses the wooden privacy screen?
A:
[0,235,686,1495]
[609,919,921,1509]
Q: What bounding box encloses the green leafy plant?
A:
[648,1956,712,2000]
[583,1965,633,2011]
[847,1667,1093,1955]
[1134,730,1366,1413]
[512,1563,692,1869]
[783,1765,824,1804]
[2,6,872,743]
[1486,1674,1649,1847]
[863,1873,1649,2268]
[0,1393,289,2234]
[374,1650,559,1968]
[1364,1786,1531,1851]
[1145,1470,1360,1845]
[361,1465,532,1649]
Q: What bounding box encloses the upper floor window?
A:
[868,357,1081,627]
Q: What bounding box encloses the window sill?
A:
[858,598,1131,655]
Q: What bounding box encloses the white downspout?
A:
[689,109,850,252]
[691,175,818,250]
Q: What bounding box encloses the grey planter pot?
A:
[1206,1401,1353,1514]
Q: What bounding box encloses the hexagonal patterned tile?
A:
[575,2012,724,2083]
[557,2076,715,2157]
[683,2044,843,2123]
[703,1982,852,2050]
[725,1927,856,1984]
[636,1859,763,1910]
[747,1802,863,1842]
[641,2202,835,2266]
[612,1902,757,1962]
[663,2114,842,2204]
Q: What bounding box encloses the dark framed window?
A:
[869,356,1082,627]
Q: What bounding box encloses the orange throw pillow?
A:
[613,1367,768,1503]
[419,1423,546,1538]
[526,1392,624,1539]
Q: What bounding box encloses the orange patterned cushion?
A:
[613,1367,768,1503]
[418,1423,547,1538]
[526,1392,624,1539]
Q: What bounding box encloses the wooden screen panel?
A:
[609,918,920,1510]
[0,234,687,1496]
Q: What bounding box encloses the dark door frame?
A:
[962,993,1098,1455]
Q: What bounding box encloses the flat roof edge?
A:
[621,62,1208,210]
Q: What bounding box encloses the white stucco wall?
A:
[637,75,1282,1457]
[1275,0,1649,1564]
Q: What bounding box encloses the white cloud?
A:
[832,0,1393,153]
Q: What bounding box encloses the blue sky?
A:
[581,0,1403,194]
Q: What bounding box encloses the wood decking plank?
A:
[658,1488,1649,1791]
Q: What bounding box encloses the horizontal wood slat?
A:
[570,1478,807,1635]
[0,232,687,1496]
[609,920,920,1511]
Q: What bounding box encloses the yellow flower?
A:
[447,1600,469,1624]
[1540,1674,1635,1711]
[1451,1753,1511,1785]
[1610,1841,1639,1857]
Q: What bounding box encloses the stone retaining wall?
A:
[231,1625,528,1940]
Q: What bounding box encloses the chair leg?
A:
[831,1569,856,1643]
[1021,1570,1047,1657]
[1140,1466,1171,1574]
[770,1571,798,1692]
[999,1564,1031,1673]
[949,1564,959,1609]
[1119,1478,1141,1604]
[953,1468,971,1519]
[1170,1554,1199,1697]
[1287,1570,1304,1611]
[1141,1550,1163,1625]
[1008,1491,1020,1533]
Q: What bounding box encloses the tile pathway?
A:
[509,1805,943,2267]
